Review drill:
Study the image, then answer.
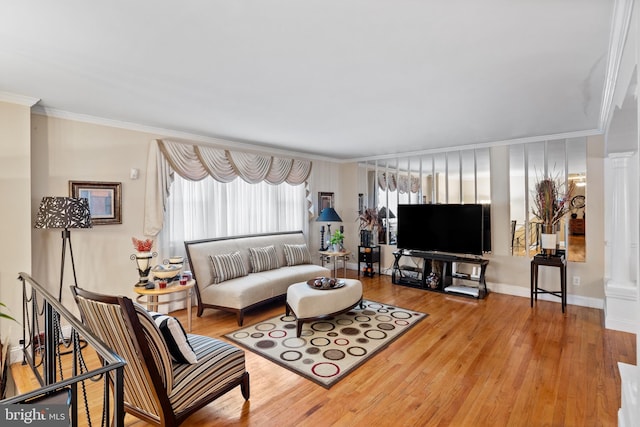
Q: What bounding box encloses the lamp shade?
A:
[316,207,342,222]
[34,197,92,229]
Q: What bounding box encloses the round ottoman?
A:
[286,278,363,337]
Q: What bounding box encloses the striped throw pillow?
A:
[149,312,198,364]
[209,251,248,284]
[283,243,311,266]
[249,245,280,273]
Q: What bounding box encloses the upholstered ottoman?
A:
[286,279,364,337]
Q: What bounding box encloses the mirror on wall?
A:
[360,147,491,249]
[566,138,587,262]
[508,138,586,262]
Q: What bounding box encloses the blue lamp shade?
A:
[317,207,343,222]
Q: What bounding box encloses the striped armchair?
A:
[71,286,249,427]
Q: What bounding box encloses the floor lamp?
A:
[34,197,92,302]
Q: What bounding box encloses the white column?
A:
[609,153,634,287]
[605,152,637,333]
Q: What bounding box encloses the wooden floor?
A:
[12,271,636,426]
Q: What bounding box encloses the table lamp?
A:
[316,207,342,250]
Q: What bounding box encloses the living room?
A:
[1,1,640,425]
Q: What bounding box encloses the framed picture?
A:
[318,192,334,212]
[69,181,122,225]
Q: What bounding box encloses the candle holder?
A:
[131,251,158,286]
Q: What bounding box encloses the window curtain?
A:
[159,176,307,256]
[143,139,313,236]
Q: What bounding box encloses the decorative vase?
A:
[540,224,557,257]
[131,251,157,286]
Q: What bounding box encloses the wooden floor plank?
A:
[11,271,635,426]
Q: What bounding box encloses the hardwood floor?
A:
[12,271,636,426]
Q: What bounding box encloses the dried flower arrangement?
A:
[358,208,380,231]
[531,174,575,227]
[132,237,154,252]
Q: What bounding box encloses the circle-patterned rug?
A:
[224,300,427,388]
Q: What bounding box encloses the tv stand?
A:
[392,251,489,299]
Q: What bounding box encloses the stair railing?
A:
[0,273,126,427]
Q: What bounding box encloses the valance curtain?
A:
[144,139,312,236]
[377,171,420,194]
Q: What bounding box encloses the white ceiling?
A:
[0,1,614,160]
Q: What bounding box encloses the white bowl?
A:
[152,264,182,279]
[169,256,183,264]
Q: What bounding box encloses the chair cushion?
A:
[249,245,280,273]
[170,334,246,414]
[283,243,311,266]
[210,251,248,284]
[149,312,197,364]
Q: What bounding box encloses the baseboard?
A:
[350,266,605,310]
[488,281,604,309]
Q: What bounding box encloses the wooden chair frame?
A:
[71,286,249,426]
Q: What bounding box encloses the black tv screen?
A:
[396,204,491,256]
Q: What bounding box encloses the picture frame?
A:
[318,192,334,212]
[69,181,122,225]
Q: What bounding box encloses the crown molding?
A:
[599,0,634,133]
[0,91,40,107]
[30,105,339,163]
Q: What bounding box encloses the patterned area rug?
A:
[224,300,427,388]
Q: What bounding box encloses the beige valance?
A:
[144,139,312,236]
[377,171,420,194]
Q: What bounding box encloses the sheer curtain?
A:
[158,174,307,260]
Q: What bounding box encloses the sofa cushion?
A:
[249,245,280,273]
[149,312,198,364]
[283,244,311,266]
[210,251,248,284]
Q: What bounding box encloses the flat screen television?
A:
[396,204,491,256]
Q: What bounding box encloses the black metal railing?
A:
[1,273,126,427]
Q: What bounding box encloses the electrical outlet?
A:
[572,276,581,286]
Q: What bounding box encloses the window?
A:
[159,175,307,257]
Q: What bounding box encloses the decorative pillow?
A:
[249,245,280,273]
[209,251,248,284]
[283,243,311,266]
[149,312,198,364]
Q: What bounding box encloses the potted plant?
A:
[329,230,345,252]
[531,174,575,256]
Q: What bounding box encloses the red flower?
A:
[132,237,153,252]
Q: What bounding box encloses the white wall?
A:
[0,101,32,343]
[30,114,161,316]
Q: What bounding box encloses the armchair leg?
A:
[241,372,250,400]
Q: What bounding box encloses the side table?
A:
[134,279,196,331]
[358,245,381,277]
[319,250,351,278]
[530,254,566,313]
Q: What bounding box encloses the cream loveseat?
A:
[185,231,330,325]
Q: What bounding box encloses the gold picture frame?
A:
[69,181,122,225]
